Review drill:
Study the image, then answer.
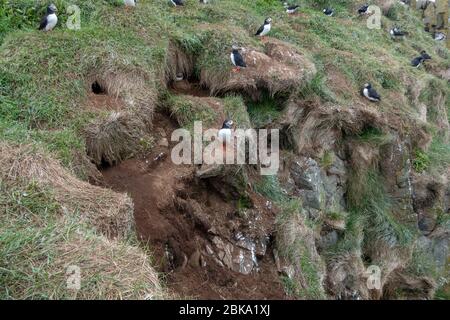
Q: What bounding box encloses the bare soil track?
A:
[101,112,287,299]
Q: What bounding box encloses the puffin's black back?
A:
[38,14,48,30]
[232,50,247,68]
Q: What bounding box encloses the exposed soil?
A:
[86,92,125,111]
[101,112,288,299]
[170,79,210,97]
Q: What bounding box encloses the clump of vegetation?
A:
[166,94,217,130]
[413,148,430,173]
[319,150,334,170]
[253,175,287,203]
[0,181,163,299]
[276,198,326,299]
[356,126,392,146]
[247,94,283,128]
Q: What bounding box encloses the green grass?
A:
[0,180,163,299]
[348,169,414,248]
[356,126,393,146]
[253,175,287,203]
[222,94,251,128]
[276,198,326,299]
[319,150,334,170]
[247,94,283,128]
[413,148,430,173]
[1,0,449,300]
[166,94,217,130]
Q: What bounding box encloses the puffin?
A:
[361,83,381,102]
[124,0,137,7]
[218,120,234,151]
[255,18,272,40]
[323,8,334,16]
[411,51,431,68]
[199,0,209,3]
[389,26,407,39]
[357,4,369,15]
[38,4,58,32]
[434,32,446,41]
[230,45,247,72]
[171,0,184,6]
[284,3,299,14]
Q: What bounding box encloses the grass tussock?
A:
[276,199,326,299]
[84,111,154,166]
[0,181,164,299]
[0,142,134,239]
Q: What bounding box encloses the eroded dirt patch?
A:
[101,112,287,299]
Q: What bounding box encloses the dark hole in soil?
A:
[91,81,106,95]
[362,254,372,265]
[97,156,112,170]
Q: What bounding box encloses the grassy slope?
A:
[0,0,449,299]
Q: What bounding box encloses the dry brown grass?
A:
[52,229,164,300]
[87,70,156,125]
[383,270,436,299]
[165,41,195,84]
[365,240,414,299]
[83,69,157,167]
[276,203,326,299]
[200,39,316,99]
[326,251,370,299]
[282,100,387,155]
[0,142,134,239]
[84,111,154,167]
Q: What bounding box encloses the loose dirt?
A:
[101,112,287,299]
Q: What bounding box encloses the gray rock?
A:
[291,157,326,210]
[290,157,322,191]
[318,230,338,250]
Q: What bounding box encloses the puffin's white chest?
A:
[363,88,378,101]
[260,24,271,36]
[45,14,58,31]
[124,0,136,6]
[363,88,370,99]
[218,128,232,142]
[230,53,236,66]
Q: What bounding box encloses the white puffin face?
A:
[364,83,370,88]
[225,120,234,128]
[49,3,57,12]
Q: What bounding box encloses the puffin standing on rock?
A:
[39,4,58,32]
[255,18,272,40]
[362,83,381,102]
[230,45,247,72]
